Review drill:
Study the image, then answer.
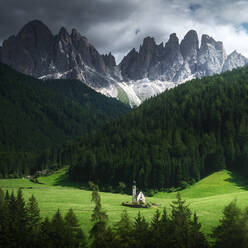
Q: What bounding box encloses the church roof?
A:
[137,191,145,203]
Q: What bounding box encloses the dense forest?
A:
[40,66,248,190]
[1,186,248,248]
[0,63,130,177]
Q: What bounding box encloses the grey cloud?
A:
[189,3,202,12]
[1,0,248,63]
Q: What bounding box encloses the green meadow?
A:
[1,169,248,235]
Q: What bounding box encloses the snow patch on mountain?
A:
[95,75,196,107]
[39,70,73,80]
[95,84,118,98]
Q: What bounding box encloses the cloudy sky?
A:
[1,0,248,63]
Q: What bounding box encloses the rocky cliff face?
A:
[1,20,247,106]
[197,35,227,77]
[222,50,248,72]
[0,20,118,88]
[1,20,53,76]
[180,30,199,74]
[120,31,239,83]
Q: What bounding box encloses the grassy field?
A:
[0,169,248,236]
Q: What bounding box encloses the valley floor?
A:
[0,169,248,235]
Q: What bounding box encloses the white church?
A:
[132,180,146,204]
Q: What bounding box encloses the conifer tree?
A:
[150,209,163,248]
[4,189,9,200]
[212,200,248,248]
[50,209,67,247]
[89,182,109,248]
[64,208,87,248]
[159,207,170,247]
[0,189,9,248]
[132,212,150,248]
[16,188,28,246]
[0,188,4,205]
[39,217,52,248]
[27,194,41,230]
[170,193,207,248]
[26,194,41,246]
[114,210,133,248]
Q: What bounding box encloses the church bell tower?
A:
[132,180,137,203]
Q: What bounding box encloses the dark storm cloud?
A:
[189,3,202,12]
[1,0,248,63]
[0,0,136,43]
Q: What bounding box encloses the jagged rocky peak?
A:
[120,48,139,79]
[138,36,158,69]
[200,34,226,58]
[53,26,74,73]
[163,33,183,63]
[181,30,199,51]
[102,52,116,68]
[163,33,183,61]
[2,20,248,107]
[71,28,81,40]
[158,42,164,48]
[198,34,227,77]
[0,19,120,88]
[201,34,214,46]
[17,20,53,49]
[70,29,91,53]
[18,20,53,38]
[180,30,199,73]
[223,50,248,72]
[140,36,156,51]
[165,33,180,49]
[71,28,86,49]
[1,20,54,76]
[150,32,190,82]
[58,27,70,38]
[120,48,138,68]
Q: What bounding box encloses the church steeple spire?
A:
[132,180,137,203]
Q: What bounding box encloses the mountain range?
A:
[1,20,248,106]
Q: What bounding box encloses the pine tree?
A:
[27,194,41,230]
[132,211,149,248]
[114,209,133,248]
[170,193,207,248]
[7,191,18,247]
[212,200,248,248]
[0,188,4,205]
[39,217,53,248]
[50,209,67,247]
[26,194,41,246]
[150,209,162,248]
[64,208,87,248]
[89,182,109,248]
[159,207,170,247]
[4,189,9,200]
[16,188,28,246]
[0,189,9,247]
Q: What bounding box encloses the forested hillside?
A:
[42,66,248,190]
[0,63,130,177]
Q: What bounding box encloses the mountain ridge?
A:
[0,62,130,177]
[1,20,248,106]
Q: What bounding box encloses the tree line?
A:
[1,185,248,248]
[39,66,248,191]
[0,63,130,178]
